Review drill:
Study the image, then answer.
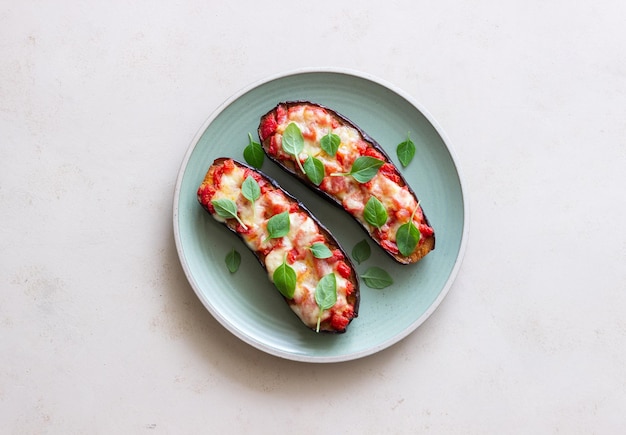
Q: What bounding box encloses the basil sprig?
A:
[396,205,421,257]
[320,131,340,157]
[211,198,247,230]
[361,267,393,289]
[363,196,388,229]
[243,133,264,168]
[282,123,330,186]
[315,273,337,332]
[331,156,384,183]
[225,248,241,273]
[273,254,296,298]
[282,122,306,174]
[396,132,415,167]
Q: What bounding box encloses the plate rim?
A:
[173,67,469,363]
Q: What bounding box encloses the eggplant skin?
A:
[197,157,359,333]
[258,101,435,265]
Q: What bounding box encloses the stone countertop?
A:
[2,1,625,433]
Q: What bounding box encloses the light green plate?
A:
[173,68,468,363]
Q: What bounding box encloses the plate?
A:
[173,68,468,363]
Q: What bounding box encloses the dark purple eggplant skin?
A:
[197,157,360,333]
[258,101,435,265]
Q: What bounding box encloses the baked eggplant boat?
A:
[258,102,435,264]
[197,158,359,333]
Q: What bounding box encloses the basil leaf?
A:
[211,198,247,229]
[396,133,415,167]
[282,123,304,155]
[273,257,296,298]
[361,267,393,289]
[315,273,337,332]
[266,211,290,240]
[241,175,260,203]
[347,156,384,183]
[315,273,337,310]
[309,242,333,259]
[282,122,306,174]
[211,198,238,218]
[304,156,325,186]
[320,131,340,157]
[243,133,264,168]
[396,220,420,257]
[351,239,371,264]
[225,248,241,273]
[363,196,388,229]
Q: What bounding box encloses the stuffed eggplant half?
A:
[197,158,359,333]
[258,102,435,265]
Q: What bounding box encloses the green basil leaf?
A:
[282,123,304,155]
[315,273,337,332]
[211,198,238,219]
[396,133,415,167]
[211,198,247,229]
[349,156,384,183]
[361,267,393,289]
[241,175,260,203]
[363,196,388,229]
[225,248,241,273]
[243,133,264,168]
[351,239,371,264]
[320,131,340,157]
[304,156,325,186]
[266,211,290,240]
[211,198,237,218]
[273,258,296,298]
[309,242,333,259]
[315,273,337,310]
[396,220,421,257]
[282,122,306,174]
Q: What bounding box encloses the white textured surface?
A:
[2,1,625,433]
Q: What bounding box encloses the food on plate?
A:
[197,158,359,333]
[258,101,435,264]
